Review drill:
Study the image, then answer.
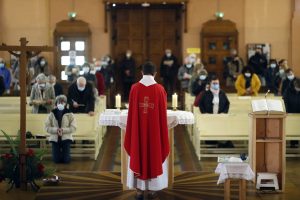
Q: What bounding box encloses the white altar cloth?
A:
[215,163,255,184]
[99,109,195,129]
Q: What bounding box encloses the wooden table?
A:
[215,162,255,200]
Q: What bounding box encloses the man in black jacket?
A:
[160,49,178,98]
[67,76,95,116]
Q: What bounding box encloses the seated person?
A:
[199,76,233,148]
[199,76,230,114]
[67,76,95,116]
[45,95,76,163]
[281,68,295,96]
[29,73,55,113]
[191,68,209,96]
[235,66,261,96]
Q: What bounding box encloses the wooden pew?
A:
[0,96,107,160]
[0,97,31,113]
[193,112,300,160]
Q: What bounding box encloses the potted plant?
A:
[0,130,54,192]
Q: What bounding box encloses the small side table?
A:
[215,163,255,200]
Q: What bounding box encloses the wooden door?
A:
[201,19,238,86]
[202,36,237,84]
[111,5,182,86]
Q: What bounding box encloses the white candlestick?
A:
[115,94,121,108]
[172,93,178,109]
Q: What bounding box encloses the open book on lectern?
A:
[251,99,285,114]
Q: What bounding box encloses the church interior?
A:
[1,0,300,199]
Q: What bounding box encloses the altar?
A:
[99,109,194,190]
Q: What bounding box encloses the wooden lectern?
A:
[249,113,286,192]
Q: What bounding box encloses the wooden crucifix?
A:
[0,37,54,190]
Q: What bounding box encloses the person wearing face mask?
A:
[223,49,244,86]
[0,58,12,94]
[160,49,179,98]
[82,62,96,87]
[29,73,55,113]
[120,50,136,101]
[34,56,48,75]
[45,95,76,163]
[178,56,195,109]
[67,76,95,116]
[281,69,295,95]
[48,74,64,96]
[199,76,233,148]
[235,66,261,96]
[283,77,300,148]
[190,66,208,96]
[265,59,280,95]
[248,47,268,85]
[199,76,230,114]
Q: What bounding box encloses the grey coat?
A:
[29,83,55,113]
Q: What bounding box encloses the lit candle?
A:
[115,94,121,108]
[172,93,178,109]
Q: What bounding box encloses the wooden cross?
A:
[0,38,54,190]
[139,96,154,114]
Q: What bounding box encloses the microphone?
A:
[265,89,270,99]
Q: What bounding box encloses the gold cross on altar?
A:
[139,96,154,113]
[0,37,54,190]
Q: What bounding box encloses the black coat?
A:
[191,78,209,96]
[282,78,294,96]
[199,90,230,114]
[54,83,64,96]
[265,67,280,94]
[283,85,300,113]
[248,53,268,76]
[0,76,5,96]
[120,57,136,83]
[160,55,178,79]
[67,82,95,113]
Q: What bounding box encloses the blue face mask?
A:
[211,83,220,90]
[0,63,4,68]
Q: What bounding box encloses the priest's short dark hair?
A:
[142,61,156,75]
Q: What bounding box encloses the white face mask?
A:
[40,60,46,66]
[38,83,46,89]
[199,75,207,80]
[126,53,131,58]
[57,103,65,111]
[295,87,300,92]
[95,66,101,71]
[186,64,192,68]
[244,73,251,78]
[77,86,85,91]
[270,63,276,68]
[279,69,285,74]
[0,63,4,68]
[189,58,196,64]
[83,67,90,73]
[166,53,171,57]
[287,74,294,80]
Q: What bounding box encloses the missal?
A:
[251,99,285,114]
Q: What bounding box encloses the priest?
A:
[124,62,169,199]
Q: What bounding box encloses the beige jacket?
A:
[45,111,76,142]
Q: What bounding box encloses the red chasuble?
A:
[124,82,169,180]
